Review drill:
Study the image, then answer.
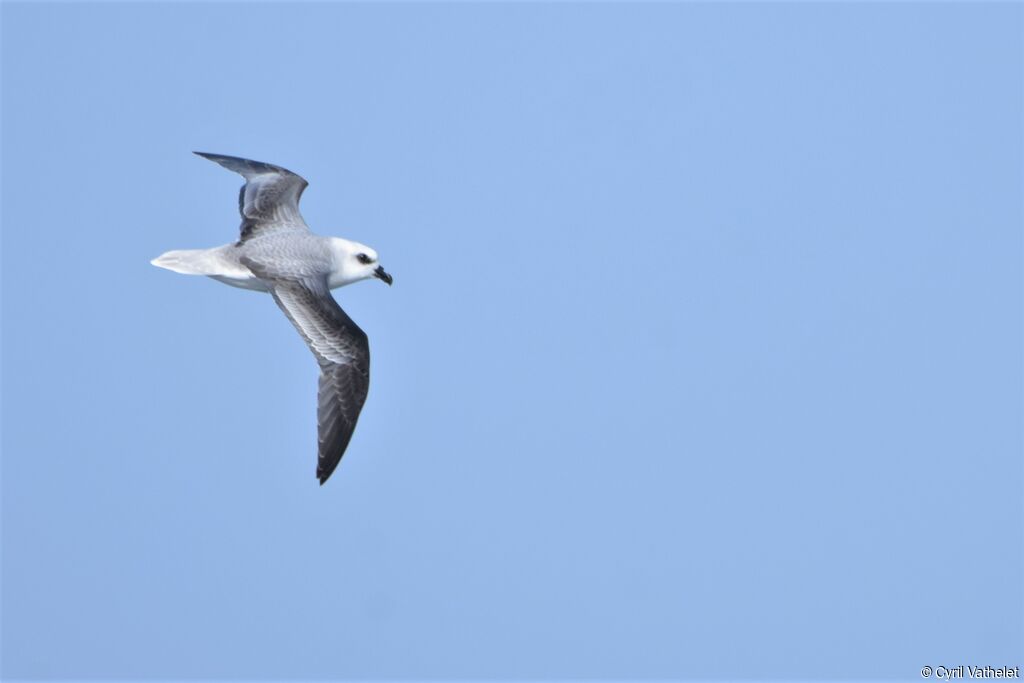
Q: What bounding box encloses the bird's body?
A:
[154,233,375,292]
[152,153,392,485]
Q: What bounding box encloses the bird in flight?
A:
[152,152,392,485]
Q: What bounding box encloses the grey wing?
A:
[244,261,371,485]
[317,362,370,485]
[194,152,310,242]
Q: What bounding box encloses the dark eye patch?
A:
[356,253,372,264]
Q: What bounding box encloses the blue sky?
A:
[2,1,1021,679]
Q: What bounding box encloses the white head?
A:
[327,237,393,289]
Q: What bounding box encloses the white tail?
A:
[150,248,226,275]
[151,245,268,291]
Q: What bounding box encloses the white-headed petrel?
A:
[152,152,392,485]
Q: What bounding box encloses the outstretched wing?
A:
[243,259,371,485]
[194,152,310,243]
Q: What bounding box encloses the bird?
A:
[152,152,392,485]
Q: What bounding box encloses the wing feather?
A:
[243,262,371,485]
[195,152,310,242]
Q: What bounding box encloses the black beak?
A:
[374,265,393,286]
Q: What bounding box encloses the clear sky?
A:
[2,1,1021,680]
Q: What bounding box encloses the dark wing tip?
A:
[191,152,307,192]
[193,151,247,171]
[193,151,228,163]
[318,463,338,486]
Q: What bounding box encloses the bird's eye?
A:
[356,253,372,264]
